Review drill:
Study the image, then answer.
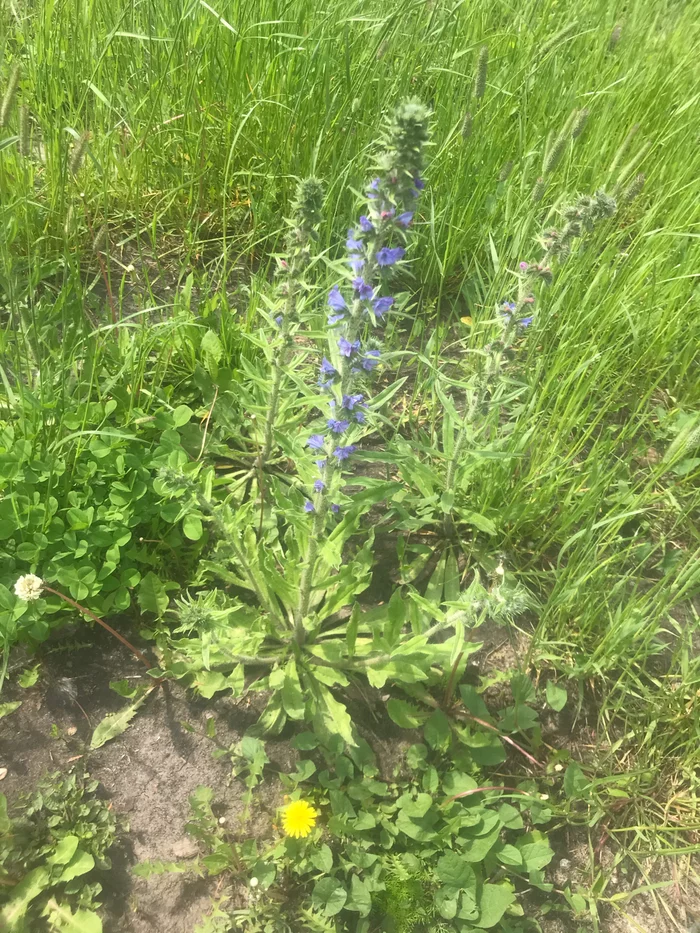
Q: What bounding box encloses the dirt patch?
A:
[0,627,291,933]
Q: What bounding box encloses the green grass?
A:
[1,0,699,920]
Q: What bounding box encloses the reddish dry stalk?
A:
[43,585,155,673]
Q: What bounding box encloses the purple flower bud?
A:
[359,215,374,233]
[307,434,326,450]
[342,393,364,411]
[327,418,350,434]
[361,349,381,371]
[397,211,414,227]
[314,479,325,492]
[333,445,357,462]
[304,500,315,512]
[376,246,405,267]
[414,177,425,190]
[372,296,394,316]
[519,261,530,271]
[328,285,347,312]
[349,257,365,274]
[318,378,334,390]
[367,178,380,199]
[331,503,340,513]
[315,459,327,469]
[380,208,395,220]
[519,316,533,327]
[338,337,361,357]
[352,277,374,301]
[347,233,363,252]
[354,411,366,424]
[320,357,337,377]
[274,314,284,327]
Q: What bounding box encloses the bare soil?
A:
[1,622,699,933]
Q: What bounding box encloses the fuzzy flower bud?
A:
[376,98,431,210]
[608,23,623,52]
[14,574,44,601]
[18,104,30,156]
[291,176,324,239]
[70,131,90,176]
[498,160,514,183]
[532,177,546,203]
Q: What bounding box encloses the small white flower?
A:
[13,574,44,601]
[249,877,259,888]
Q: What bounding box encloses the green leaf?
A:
[183,513,203,541]
[310,844,333,873]
[59,849,95,883]
[458,509,497,535]
[546,680,568,711]
[435,887,459,920]
[564,761,590,798]
[346,875,372,917]
[440,490,455,513]
[201,329,223,378]
[44,900,102,933]
[49,836,79,865]
[18,665,40,688]
[0,866,50,928]
[461,826,501,862]
[0,701,21,719]
[476,883,516,929]
[90,687,153,749]
[517,833,554,871]
[312,683,356,747]
[494,844,524,868]
[172,405,193,427]
[281,660,306,721]
[311,877,347,917]
[424,709,451,751]
[436,852,476,890]
[387,698,428,729]
[137,571,169,617]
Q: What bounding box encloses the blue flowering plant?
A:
[151,101,485,743]
[391,189,618,545]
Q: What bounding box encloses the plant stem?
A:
[43,586,156,673]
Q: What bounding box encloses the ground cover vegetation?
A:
[0,0,699,930]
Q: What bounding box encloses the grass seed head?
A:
[70,131,90,176]
[461,110,472,140]
[18,104,30,156]
[473,45,489,100]
[608,23,623,52]
[620,172,646,205]
[532,176,546,203]
[571,108,590,139]
[0,63,21,128]
[544,132,568,175]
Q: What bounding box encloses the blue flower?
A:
[361,349,381,371]
[346,229,363,252]
[354,411,366,424]
[331,503,340,513]
[304,501,315,512]
[315,459,327,469]
[348,257,364,274]
[342,393,364,411]
[359,215,374,233]
[333,445,357,461]
[372,296,394,316]
[338,337,360,357]
[320,357,337,377]
[274,314,284,327]
[520,316,533,327]
[352,277,374,301]
[327,418,350,434]
[314,479,325,492]
[367,178,380,199]
[414,177,425,190]
[376,246,405,266]
[328,285,347,312]
[307,434,326,450]
[397,211,414,227]
[501,300,516,313]
[328,313,345,325]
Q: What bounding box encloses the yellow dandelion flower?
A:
[281,800,317,838]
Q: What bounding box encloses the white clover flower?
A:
[13,574,44,601]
